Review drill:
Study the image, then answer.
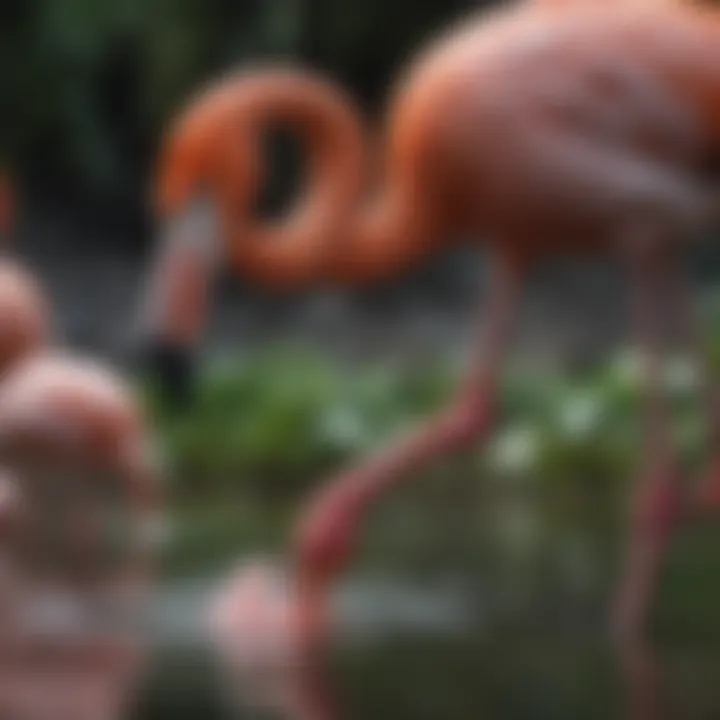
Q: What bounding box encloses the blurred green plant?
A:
[144,345,453,499]
[145,341,720,645]
[143,342,713,505]
[4,0,484,202]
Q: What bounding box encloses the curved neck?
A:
[320,113,447,285]
[330,180,440,285]
[151,71,440,300]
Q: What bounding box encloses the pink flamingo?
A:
[142,0,720,715]
[0,175,164,720]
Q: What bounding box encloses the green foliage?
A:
[5,0,266,192]
[5,0,486,198]
[146,342,720,674]
[144,345,453,499]
[145,343,711,506]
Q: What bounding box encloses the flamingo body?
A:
[154,6,720,712]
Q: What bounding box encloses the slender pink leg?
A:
[695,426,720,509]
[647,259,720,515]
[630,250,720,529]
[287,254,524,718]
[612,240,684,643]
[686,309,720,513]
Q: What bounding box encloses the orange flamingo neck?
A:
[155,68,442,288]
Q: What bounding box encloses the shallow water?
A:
[132,571,720,719]
[134,632,720,719]
[146,577,476,645]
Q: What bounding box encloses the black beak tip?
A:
[132,339,197,413]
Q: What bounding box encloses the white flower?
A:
[558,392,603,439]
[489,425,540,474]
[665,355,698,394]
[319,406,368,448]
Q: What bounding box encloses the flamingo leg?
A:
[646,244,720,520]
[287,253,523,715]
[295,253,522,580]
[694,414,720,509]
[612,238,684,643]
[645,256,720,518]
[688,301,720,512]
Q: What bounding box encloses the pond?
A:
[132,540,720,720]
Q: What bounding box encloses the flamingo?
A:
[0,175,164,720]
[143,0,720,714]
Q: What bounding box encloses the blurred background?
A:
[6,0,720,718]
[5,0,668,364]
